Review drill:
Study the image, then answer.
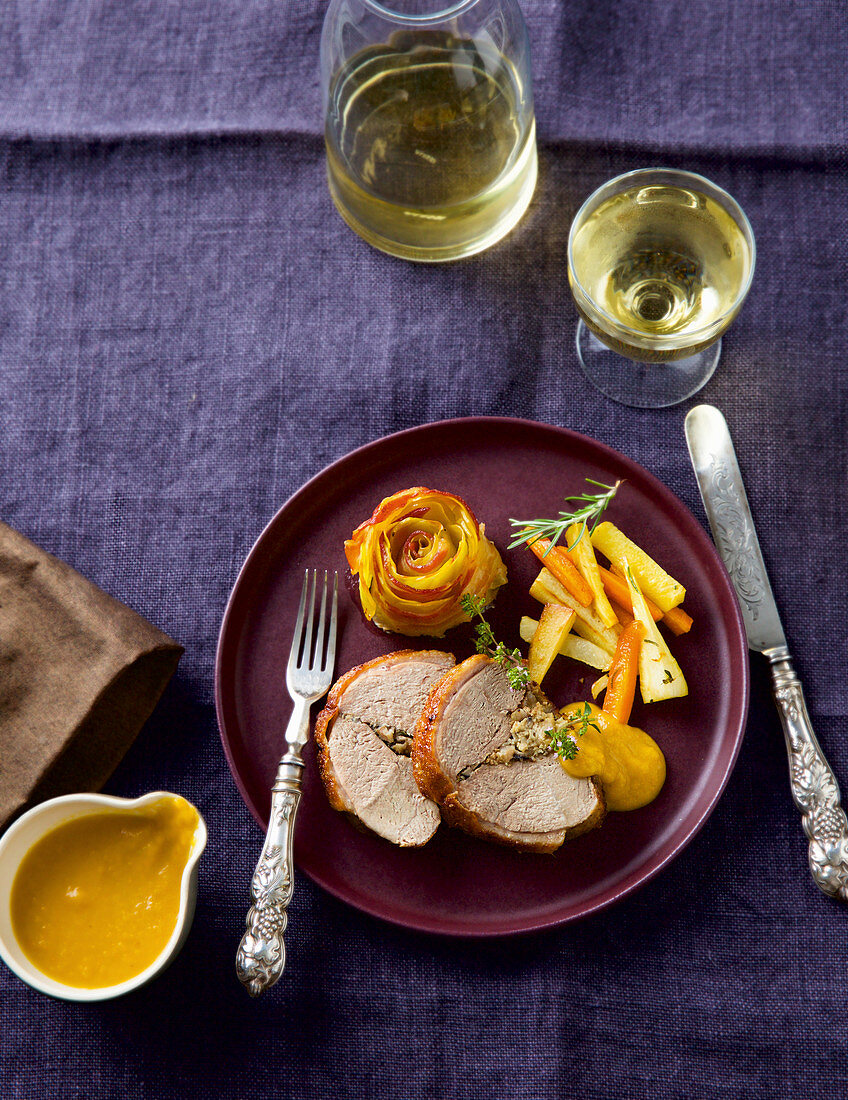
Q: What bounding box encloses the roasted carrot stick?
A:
[599,566,661,619]
[528,538,594,607]
[659,605,694,637]
[610,599,634,627]
[598,565,693,636]
[602,619,645,724]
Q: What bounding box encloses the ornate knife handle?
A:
[235,758,303,996]
[769,647,848,901]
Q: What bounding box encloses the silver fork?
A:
[236,569,338,996]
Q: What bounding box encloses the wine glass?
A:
[567,168,756,408]
[320,0,537,262]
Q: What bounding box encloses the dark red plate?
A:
[215,417,749,936]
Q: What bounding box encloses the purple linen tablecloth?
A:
[2,2,847,1097]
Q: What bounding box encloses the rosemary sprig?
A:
[460,594,529,691]
[508,478,622,555]
[548,702,599,761]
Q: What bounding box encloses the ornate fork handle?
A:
[235,757,303,996]
[769,647,848,901]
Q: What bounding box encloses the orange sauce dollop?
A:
[559,702,666,811]
[10,796,199,989]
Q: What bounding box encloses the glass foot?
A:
[575,321,721,408]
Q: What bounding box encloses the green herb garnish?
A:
[548,702,599,760]
[508,479,622,554]
[460,594,529,691]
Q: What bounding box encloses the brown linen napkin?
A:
[0,522,183,827]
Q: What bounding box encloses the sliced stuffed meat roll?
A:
[413,655,605,853]
[314,650,454,847]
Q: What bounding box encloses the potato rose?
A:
[344,487,507,637]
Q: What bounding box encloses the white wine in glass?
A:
[568,169,755,407]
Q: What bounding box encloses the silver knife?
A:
[685,403,848,902]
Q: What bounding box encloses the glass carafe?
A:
[321,0,537,261]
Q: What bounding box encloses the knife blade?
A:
[685,404,848,903]
[684,403,786,653]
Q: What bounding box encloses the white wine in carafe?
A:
[325,32,537,261]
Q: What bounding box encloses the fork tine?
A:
[314,570,329,668]
[322,571,338,676]
[299,569,318,669]
[288,569,311,678]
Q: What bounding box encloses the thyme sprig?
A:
[548,702,599,761]
[508,479,622,555]
[460,594,529,691]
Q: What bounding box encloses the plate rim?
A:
[214,415,750,936]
